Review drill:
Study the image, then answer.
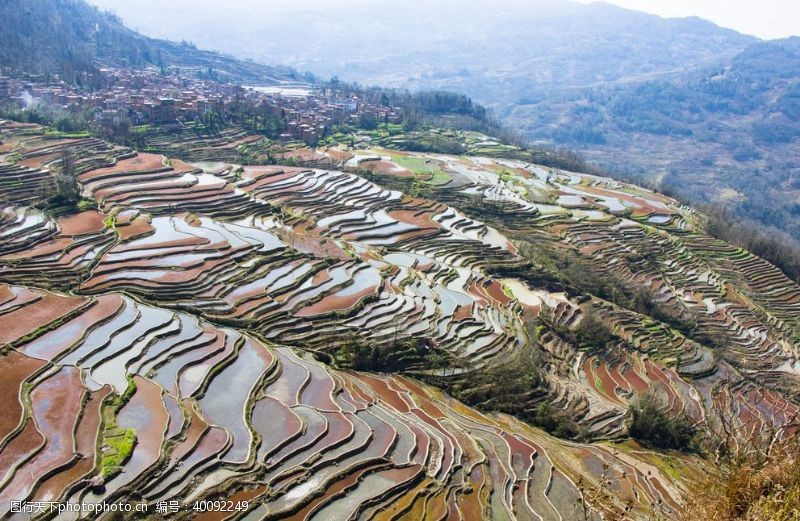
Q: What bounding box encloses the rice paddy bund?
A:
[1,119,799,519]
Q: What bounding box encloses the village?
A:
[0,66,402,145]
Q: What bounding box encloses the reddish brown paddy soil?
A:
[582,184,670,217]
[482,280,514,307]
[644,360,681,412]
[0,351,48,440]
[116,214,155,242]
[0,420,44,478]
[170,158,201,173]
[387,209,439,230]
[607,363,631,394]
[0,285,15,305]
[453,304,474,322]
[0,238,74,261]
[242,166,294,183]
[0,366,85,504]
[624,365,650,393]
[0,292,85,345]
[296,283,376,318]
[354,374,411,414]
[580,243,607,256]
[596,362,624,405]
[19,152,60,169]
[57,210,107,235]
[33,384,113,502]
[170,402,210,464]
[322,148,354,165]
[78,154,170,183]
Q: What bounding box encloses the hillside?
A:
[0,0,297,84]
[81,0,800,239]
[1,118,800,518]
[514,37,800,239]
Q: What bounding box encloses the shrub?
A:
[629,393,696,451]
[532,402,584,439]
[574,309,615,351]
[49,149,81,209]
[336,335,448,373]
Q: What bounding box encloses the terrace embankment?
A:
[0,283,698,519]
[1,121,799,518]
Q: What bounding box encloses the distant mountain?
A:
[0,0,298,84]
[517,37,800,238]
[83,0,755,95]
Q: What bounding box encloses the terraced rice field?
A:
[1,120,799,519]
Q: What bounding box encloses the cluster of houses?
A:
[0,67,402,145]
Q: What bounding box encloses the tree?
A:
[629,392,696,451]
[53,148,81,208]
[574,308,615,351]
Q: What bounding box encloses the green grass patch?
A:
[77,199,97,211]
[44,130,91,139]
[99,377,138,479]
[429,169,451,185]
[593,374,607,395]
[389,154,450,185]
[101,428,136,478]
[389,154,433,173]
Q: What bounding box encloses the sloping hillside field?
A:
[1,120,799,519]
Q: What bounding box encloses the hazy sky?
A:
[574,0,799,39]
[89,0,799,40]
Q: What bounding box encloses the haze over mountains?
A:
[88,0,755,97]
[86,0,800,239]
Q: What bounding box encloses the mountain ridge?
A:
[83,0,756,95]
[0,0,298,84]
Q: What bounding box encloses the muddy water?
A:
[252,397,303,463]
[33,385,113,502]
[308,465,420,521]
[0,351,47,440]
[0,366,84,504]
[0,292,84,344]
[21,295,122,360]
